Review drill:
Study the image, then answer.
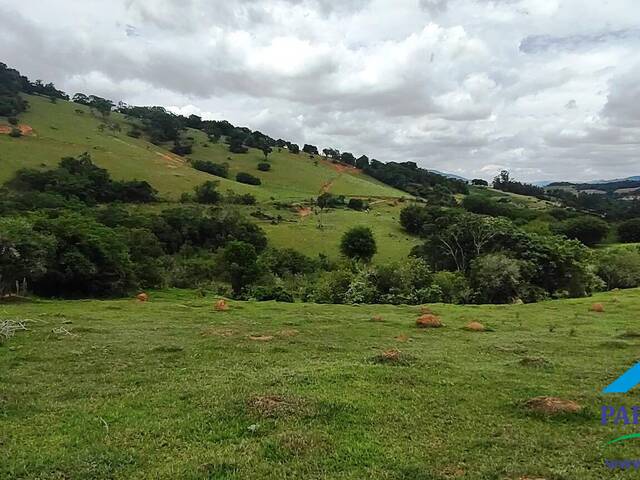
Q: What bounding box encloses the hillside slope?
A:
[0,94,407,201]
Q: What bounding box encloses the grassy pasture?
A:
[2,289,640,479]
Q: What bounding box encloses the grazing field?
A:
[248,200,421,263]
[2,289,640,479]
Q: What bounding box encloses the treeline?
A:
[492,170,547,198]
[0,62,67,116]
[399,202,640,303]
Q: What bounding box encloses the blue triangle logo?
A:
[603,362,640,393]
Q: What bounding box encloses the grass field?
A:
[2,289,640,479]
[257,201,421,263]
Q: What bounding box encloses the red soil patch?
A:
[214,299,230,311]
[298,207,312,217]
[524,396,582,415]
[416,314,443,328]
[464,321,485,332]
[590,303,604,313]
[136,292,149,302]
[371,314,384,322]
[0,124,34,136]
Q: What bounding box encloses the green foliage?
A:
[618,219,640,243]
[257,162,271,172]
[0,217,55,294]
[32,213,135,297]
[432,271,471,304]
[492,170,546,199]
[347,198,366,211]
[7,116,18,125]
[317,192,345,209]
[8,127,21,138]
[191,159,229,178]
[340,226,377,262]
[236,172,261,185]
[250,284,294,302]
[554,216,609,246]
[258,248,319,276]
[220,241,261,295]
[470,253,524,304]
[8,153,157,204]
[193,181,222,204]
[596,249,640,289]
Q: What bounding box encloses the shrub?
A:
[126,128,142,138]
[554,216,609,246]
[470,253,524,304]
[432,271,471,304]
[236,172,261,185]
[312,269,353,304]
[192,160,228,178]
[347,198,366,211]
[341,226,377,262]
[258,248,319,276]
[225,192,256,205]
[194,181,222,204]
[8,116,18,126]
[9,127,21,138]
[251,285,294,302]
[171,142,192,156]
[257,162,271,172]
[596,249,640,289]
[618,219,640,243]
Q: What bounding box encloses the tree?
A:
[288,143,300,154]
[555,216,609,246]
[257,162,271,172]
[229,137,248,154]
[192,160,228,178]
[355,155,370,170]
[340,152,356,166]
[618,219,640,243]
[236,172,261,185]
[220,241,260,296]
[261,145,272,160]
[471,178,488,186]
[340,226,377,262]
[596,249,640,289]
[194,181,222,204]
[302,144,319,155]
[0,217,55,295]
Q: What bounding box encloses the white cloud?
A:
[0,0,639,181]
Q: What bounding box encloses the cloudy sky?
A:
[1,0,639,182]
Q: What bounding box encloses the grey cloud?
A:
[520,28,640,54]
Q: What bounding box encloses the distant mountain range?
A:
[534,175,640,187]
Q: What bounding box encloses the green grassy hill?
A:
[0,94,406,202]
[2,288,639,478]
[0,94,420,262]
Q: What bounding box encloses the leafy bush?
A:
[225,192,256,205]
[194,181,222,204]
[258,248,319,276]
[9,127,21,138]
[618,219,640,243]
[431,271,471,304]
[192,160,229,178]
[257,162,271,172]
[347,198,367,211]
[312,269,354,304]
[340,226,377,262]
[8,116,18,126]
[470,253,524,304]
[554,216,609,246]
[596,249,640,289]
[236,172,261,185]
[250,284,295,302]
[219,241,261,296]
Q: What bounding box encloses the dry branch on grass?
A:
[0,319,28,344]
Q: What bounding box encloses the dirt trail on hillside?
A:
[155,151,185,169]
